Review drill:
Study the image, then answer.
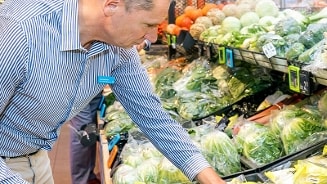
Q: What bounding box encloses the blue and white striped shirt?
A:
[0,0,211,182]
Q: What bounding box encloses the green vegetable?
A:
[104,110,135,138]
[240,12,260,27]
[112,164,138,184]
[285,42,305,61]
[307,7,327,23]
[256,33,286,57]
[298,40,324,63]
[255,0,279,18]
[154,67,180,99]
[274,17,304,37]
[279,107,327,154]
[157,158,191,184]
[282,9,307,25]
[299,23,327,49]
[221,16,242,33]
[136,158,160,183]
[201,130,241,176]
[235,123,284,166]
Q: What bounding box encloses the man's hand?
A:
[196,167,227,184]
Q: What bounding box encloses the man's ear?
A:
[103,0,120,16]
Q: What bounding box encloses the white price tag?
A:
[262,43,277,58]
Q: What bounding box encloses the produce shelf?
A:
[194,41,327,88]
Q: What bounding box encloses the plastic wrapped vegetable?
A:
[293,155,327,184]
[112,164,139,184]
[299,23,327,49]
[234,122,284,166]
[201,130,241,176]
[285,42,305,61]
[298,39,324,64]
[157,157,191,184]
[279,107,327,154]
[104,112,135,138]
[136,158,161,183]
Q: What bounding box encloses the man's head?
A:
[79,0,169,49]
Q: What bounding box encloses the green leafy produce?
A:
[255,0,279,18]
[201,130,241,176]
[154,67,181,99]
[221,16,242,33]
[279,107,327,154]
[285,42,305,61]
[235,123,284,166]
[113,164,139,184]
[240,12,260,27]
[298,40,324,63]
[136,158,160,183]
[157,157,191,184]
[283,33,301,47]
[104,110,135,138]
[282,9,307,25]
[256,33,286,57]
[270,107,306,135]
[299,23,327,49]
[176,92,229,120]
[227,67,271,100]
[307,7,327,23]
[274,17,304,37]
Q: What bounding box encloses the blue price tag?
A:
[100,103,106,118]
[97,76,115,84]
[108,134,121,151]
[98,96,105,110]
[226,48,234,68]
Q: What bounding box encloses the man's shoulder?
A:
[2,0,64,22]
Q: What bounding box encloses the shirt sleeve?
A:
[0,15,30,183]
[110,47,211,180]
[0,16,28,114]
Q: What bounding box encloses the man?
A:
[0,0,226,183]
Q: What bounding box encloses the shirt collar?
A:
[60,0,82,51]
[60,0,112,53]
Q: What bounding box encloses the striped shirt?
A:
[0,0,210,182]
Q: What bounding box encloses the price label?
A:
[299,70,312,95]
[226,48,234,68]
[171,35,176,49]
[288,65,300,93]
[204,44,211,58]
[218,47,225,64]
[262,42,277,58]
[166,34,171,45]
